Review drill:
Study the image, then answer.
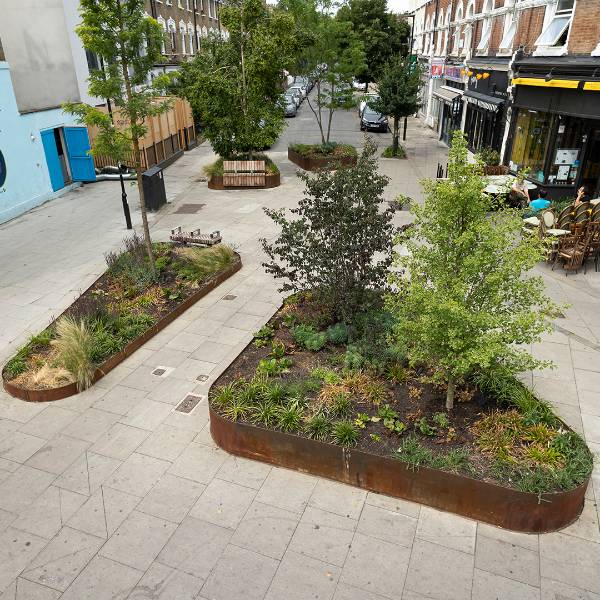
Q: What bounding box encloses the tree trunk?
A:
[393,117,399,154]
[446,376,456,411]
[306,80,325,145]
[118,2,154,269]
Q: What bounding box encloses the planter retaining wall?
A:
[210,405,587,533]
[3,258,242,402]
[288,148,357,171]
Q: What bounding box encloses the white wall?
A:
[0,0,81,113]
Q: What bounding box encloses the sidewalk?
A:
[0,119,599,600]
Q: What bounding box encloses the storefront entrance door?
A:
[581,127,600,199]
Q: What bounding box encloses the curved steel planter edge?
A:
[209,405,587,533]
[2,257,242,403]
[287,148,358,171]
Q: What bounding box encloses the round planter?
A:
[209,405,587,533]
[288,148,357,171]
[483,165,509,175]
[2,258,242,402]
[208,172,281,190]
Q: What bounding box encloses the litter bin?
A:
[142,165,167,211]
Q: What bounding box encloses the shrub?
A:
[330,391,352,418]
[52,317,95,391]
[252,399,278,427]
[326,323,349,345]
[477,146,500,166]
[277,402,303,432]
[4,330,54,379]
[262,140,396,323]
[212,382,239,409]
[305,413,331,440]
[253,324,275,347]
[382,145,406,159]
[332,421,359,447]
[292,325,327,352]
[105,233,156,293]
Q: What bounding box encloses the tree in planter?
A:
[64,0,172,266]
[369,57,422,157]
[301,16,366,146]
[176,0,296,158]
[387,132,558,410]
[262,140,396,323]
[337,0,410,88]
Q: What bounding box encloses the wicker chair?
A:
[590,203,600,223]
[556,205,575,231]
[552,228,593,275]
[584,222,600,273]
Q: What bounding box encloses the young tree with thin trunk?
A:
[65,0,171,267]
[387,132,557,410]
[369,57,422,157]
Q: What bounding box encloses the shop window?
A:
[535,0,573,48]
[509,109,554,183]
[547,116,585,187]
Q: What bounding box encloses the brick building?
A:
[409,0,600,198]
[147,0,224,72]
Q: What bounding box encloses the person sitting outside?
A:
[528,189,551,213]
[574,186,589,207]
[508,175,530,208]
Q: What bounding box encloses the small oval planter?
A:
[288,148,357,171]
[3,257,242,403]
[209,405,587,533]
[208,172,280,190]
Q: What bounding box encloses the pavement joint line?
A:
[554,324,600,353]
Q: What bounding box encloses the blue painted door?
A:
[63,127,96,182]
[41,129,65,192]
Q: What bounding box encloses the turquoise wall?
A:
[0,61,82,224]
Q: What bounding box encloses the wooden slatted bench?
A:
[170,226,222,246]
[222,160,266,187]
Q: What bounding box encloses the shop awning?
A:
[432,86,463,104]
[463,90,504,112]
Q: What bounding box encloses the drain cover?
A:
[223,294,237,301]
[152,366,173,378]
[152,368,166,376]
[174,203,205,214]
[176,394,203,414]
[196,374,209,383]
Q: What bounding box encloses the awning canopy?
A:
[432,86,463,104]
[463,89,504,112]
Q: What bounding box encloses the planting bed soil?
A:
[3,240,241,402]
[209,294,592,532]
[288,144,358,171]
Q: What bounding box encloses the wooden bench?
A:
[170,226,222,246]
[223,160,266,187]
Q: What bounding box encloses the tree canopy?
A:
[176,0,297,157]
[387,133,558,410]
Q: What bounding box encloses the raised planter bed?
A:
[3,255,242,403]
[210,406,586,533]
[208,172,280,190]
[483,164,509,175]
[288,147,357,171]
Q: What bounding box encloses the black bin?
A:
[142,166,167,211]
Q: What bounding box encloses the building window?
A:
[452,5,463,54]
[499,13,517,51]
[476,0,494,52]
[157,16,167,54]
[180,22,187,54]
[535,0,574,47]
[546,115,585,186]
[85,49,100,72]
[510,109,554,183]
[188,24,195,54]
[168,18,177,53]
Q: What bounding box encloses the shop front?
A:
[505,57,600,200]
[462,61,509,153]
[435,63,465,145]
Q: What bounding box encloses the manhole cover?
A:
[152,368,166,376]
[174,203,205,214]
[196,374,209,383]
[152,366,173,378]
[176,394,203,414]
[223,294,237,301]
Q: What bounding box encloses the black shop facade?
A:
[462,59,509,154]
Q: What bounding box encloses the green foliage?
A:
[176,0,297,156]
[354,412,371,428]
[212,382,240,409]
[305,413,331,440]
[477,147,500,166]
[387,132,558,409]
[263,142,396,323]
[204,154,280,177]
[223,396,253,421]
[53,317,95,392]
[173,245,236,282]
[432,412,449,428]
[253,324,276,347]
[105,233,157,294]
[330,391,352,418]
[387,363,408,383]
[395,435,433,469]
[332,421,359,447]
[396,436,473,474]
[369,57,422,155]
[277,402,304,432]
[377,404,398,420]
[384,418,407,434]
[288,143,357,158]
[337,0,410,84]
[292,324,327,351]
[310,366,341,385]
[382,145,407,159]
[252,399,279,427]
[326,323,349,345]
[256,357,293,376]
[269,340,286,359]
[415,417,436,436]
[430,448,473,474]
[4,330,53,379]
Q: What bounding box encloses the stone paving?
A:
[1,107,600,600]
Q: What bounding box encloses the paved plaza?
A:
[0,109,600,600]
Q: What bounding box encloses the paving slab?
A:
[128,562,203,600]
[0,528,47,594]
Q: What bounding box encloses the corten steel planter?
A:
[288,148,357,171]
[2,257,242,403]
[208,172,280,190]
[210,406,587,533]
[483,165,509,175]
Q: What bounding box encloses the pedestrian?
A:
[528,189,551,213]
[573,186,589,207]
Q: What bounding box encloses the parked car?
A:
[294,76,313,92]
[359,93,379,117]
[353,79,368,92]
[285,89,301,108]
[360,107,388,132]
[284,96,297,117]
[288,84,306,100]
